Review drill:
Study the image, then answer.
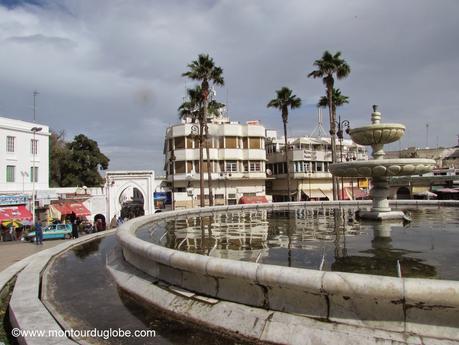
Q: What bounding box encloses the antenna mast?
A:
[309,107,328,138]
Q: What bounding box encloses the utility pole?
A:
[425,123,429,148]
[33,90,39,122]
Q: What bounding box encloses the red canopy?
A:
[338,187,369,200]
[0,205,33,222]
[50,202,91,217]
[239,196,269,204]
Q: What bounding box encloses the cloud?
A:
[0,0,458,172]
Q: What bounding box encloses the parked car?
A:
[25,223,73,241]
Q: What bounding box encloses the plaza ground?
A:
[0,239,66,272]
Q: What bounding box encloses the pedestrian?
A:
[9,225,17,241]
[116,216,124,226]
[72,220,79,239]
[110,215,117,229]
[35,221,43,245]
[95,218,103,232]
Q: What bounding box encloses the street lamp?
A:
[335,116,350,201]
[31,126,42,224]
[186,173,194,208]
[169,150,176,210]
[346,152,357,199]
[20,171,29,193]
[220,172,232,205]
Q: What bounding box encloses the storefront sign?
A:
[0,195,29,206]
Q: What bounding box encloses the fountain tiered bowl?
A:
[330,106,436,220]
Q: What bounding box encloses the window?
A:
[31,139,38,154]
[242,137,248,149]
[175,161,186,173]
[225,137,238,149]
[249,161,261,172]
[30,167,39,183]
[243,161,249,172]
[7,136,15,152]
[6,165,15,182]
[249,137,261,149]
[186,136,194,149]
[225,161,237,172]
[174,137,185,149]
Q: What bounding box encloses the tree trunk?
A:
[202,81,213,207]
[283,111,291,202]
[327,77,338,201]
[199,122,205,208]
[205,123,214,206]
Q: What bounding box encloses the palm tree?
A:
[317,88,349,113]
[308,51,350,200]
[267,87,302,201]
[183,54,224,207]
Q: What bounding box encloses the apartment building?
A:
[164,116,268,208]
[0,116,50,194]
[266,131,368,201]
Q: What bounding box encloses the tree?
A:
[317,88,349,113]
[308,51,351,200]
[267,87,302,201]
[49,130,68,187]
[182,54,224,207]
[178,86,225,207]
[50,133,109,187]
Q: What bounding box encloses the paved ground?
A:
[0,239,68,272]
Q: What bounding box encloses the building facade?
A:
[266,132,368,201]
[0,116,49,193]
[164,116,268,208]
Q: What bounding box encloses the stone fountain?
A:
[330,105,436,220]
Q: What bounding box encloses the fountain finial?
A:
[371,105,381,125]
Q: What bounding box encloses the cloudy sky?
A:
[1,0,458,172]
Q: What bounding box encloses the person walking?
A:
[70,211,78,239]
[9,225,17,241]
[35,221,43,245]
[109,215,117,229]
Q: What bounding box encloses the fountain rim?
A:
[349,123,406,134]
[117,200,459,294]
[329,158,436,177]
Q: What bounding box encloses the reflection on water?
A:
[137,206,459,280]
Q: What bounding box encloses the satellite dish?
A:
[266,169,272,176]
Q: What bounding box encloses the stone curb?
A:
[117,201,459,342]
[1,230,116,345]
[108,247,459,345]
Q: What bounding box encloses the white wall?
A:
[0,116,50,193]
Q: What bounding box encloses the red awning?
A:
[239,196,269,204]
[0,205,33,222]
[50,202,91,217]
[338,187,369,200]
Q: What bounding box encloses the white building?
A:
[266,132,369,201]
[164,115,268,208]
[0,116,170,228]
[0,116,49,193]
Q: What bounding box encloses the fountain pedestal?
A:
[330,105,436,221]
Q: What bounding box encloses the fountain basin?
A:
[116,201,459,342]
[330,158,436,177]
[349,124,405,146]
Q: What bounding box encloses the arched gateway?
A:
[105,171,156,222]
